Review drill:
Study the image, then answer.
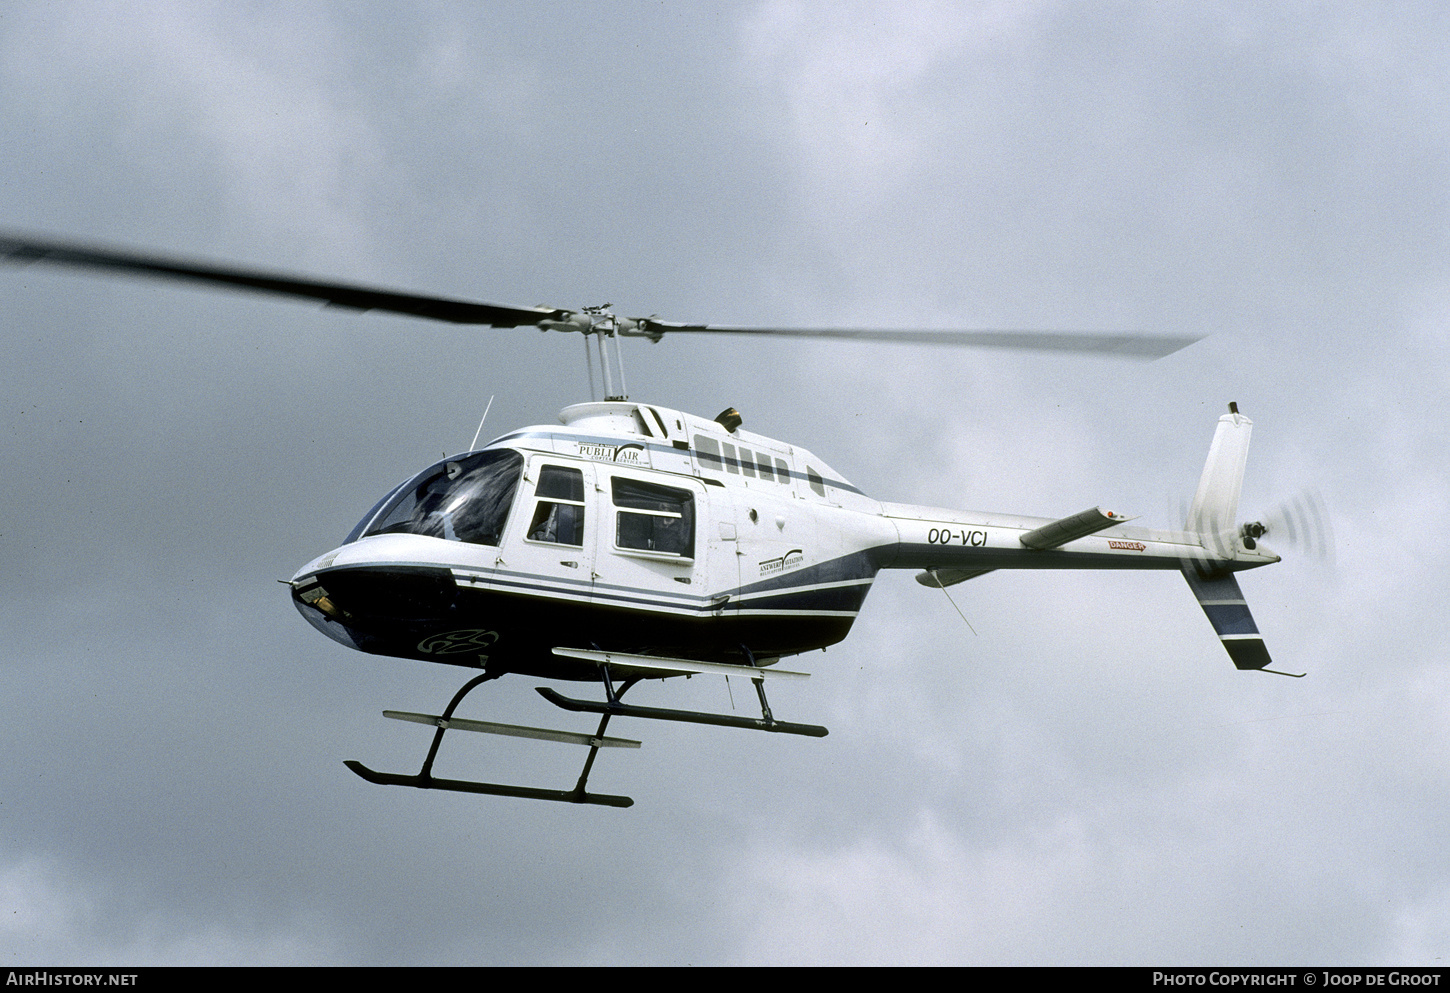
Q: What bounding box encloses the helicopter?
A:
[1,232,1291,808]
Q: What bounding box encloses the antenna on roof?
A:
[469,395,496,451]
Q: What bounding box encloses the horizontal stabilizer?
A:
[1182,568,1279,672]
[383,710,640,748]
[552,647,808,680]
[1020,506,1133,550]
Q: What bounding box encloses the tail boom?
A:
[882,402,1286,672]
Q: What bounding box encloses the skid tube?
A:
[345,671,638,808]
[538,649,829,739]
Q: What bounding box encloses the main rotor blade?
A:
[643,323,1201,359]
[0,232,565,327]
[1,232,1201,358]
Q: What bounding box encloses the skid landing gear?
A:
[345,671,642,808]
[346,646,828,808]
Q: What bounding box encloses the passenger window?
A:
[694,435,723,470]
[721,442,740,474]
[807,467,826,497]
[774,458,790,483]
[738,447,756,478]
[527,465,585,546]
[612,478,695,557]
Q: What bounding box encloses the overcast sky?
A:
[1,0,1447,966]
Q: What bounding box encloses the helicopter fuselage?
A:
[288,401,1279,681]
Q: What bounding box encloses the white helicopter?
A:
[1,233,1298,808]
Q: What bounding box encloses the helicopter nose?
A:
[290,570,362,651]
[294,564,458,620]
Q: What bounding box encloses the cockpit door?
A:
[492,457,596,609]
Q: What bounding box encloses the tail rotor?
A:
[1254,490,1334,565]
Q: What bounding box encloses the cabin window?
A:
[694,435,723,470]
[721,442,740,474]
[612,478,694,558]
[774,457,790,483]
[738,446,757,478]
[807,466,826,497]
[526,465,585,546]
[361,449,523,546]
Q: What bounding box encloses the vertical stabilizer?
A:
[1188,404,1252,547]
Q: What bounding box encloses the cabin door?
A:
[592,469,713,626]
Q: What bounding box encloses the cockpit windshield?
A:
[346,449,523,546]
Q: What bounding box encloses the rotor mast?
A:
[540,304,642,401]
